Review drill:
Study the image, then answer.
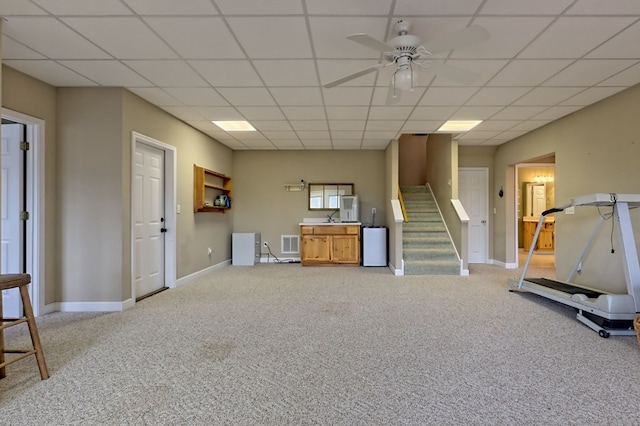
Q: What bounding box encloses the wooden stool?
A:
[0,273,49,380]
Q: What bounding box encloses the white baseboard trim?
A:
[389,260,404,276]
[260,256,301,263]
[57,299,133,312]
[461,269,469,276]
[176,259,231,287]
[490,259,518,269]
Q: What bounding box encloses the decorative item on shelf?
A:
[284,180,305,192]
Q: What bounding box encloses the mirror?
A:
[308,183,354,210]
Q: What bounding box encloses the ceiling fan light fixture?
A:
[393,64,418,92]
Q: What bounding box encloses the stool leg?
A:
[0,294,5,379]
[19,285,49,380]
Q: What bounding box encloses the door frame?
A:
[1,108,46,316]
[130,132,177,304]
[514,163,556,267]
[459,167,489,264]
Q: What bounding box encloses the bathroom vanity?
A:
[300,223,361,265]
[523,216,555,251]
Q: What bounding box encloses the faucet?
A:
[327,209,339,223]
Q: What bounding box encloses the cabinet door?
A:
[538,223,554,250]
[331,235,359,264]
[301,235,331,263]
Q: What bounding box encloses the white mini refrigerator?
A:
[362,227,387,266]
[232,232,261,265]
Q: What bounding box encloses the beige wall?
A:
[494,83,640,292]
[2,66,58,304]
[398,134,427,187]
[232,150,386,259]
[122,91,233,281]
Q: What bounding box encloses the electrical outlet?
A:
[263,241,268,247]
[207,247,212,256]
[372,207,376,215]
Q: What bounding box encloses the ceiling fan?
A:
[324,20,490,103]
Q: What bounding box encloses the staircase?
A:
[401,186,460,275]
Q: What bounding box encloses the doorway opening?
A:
[1,109,46,316]
[515,159,556,275]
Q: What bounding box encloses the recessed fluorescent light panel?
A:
[437,120,482,132]
[212,120,256,131]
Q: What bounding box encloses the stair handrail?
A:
[397,186,408,223]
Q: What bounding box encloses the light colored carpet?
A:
[1,263,639,425]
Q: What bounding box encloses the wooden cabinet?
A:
[301,224,360,265]
[523,219,555,251]
[193,165,232,213]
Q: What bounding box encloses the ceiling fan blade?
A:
[421,25,490,55]
[427,62,480,84]
[347,33,394,53]
[323,65,381,88]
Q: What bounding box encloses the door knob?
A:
[160,227,167,233]
[481,219,486,224]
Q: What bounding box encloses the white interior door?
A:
[459,168,488,264]
[1,124,25,317]
[134,142,165,298]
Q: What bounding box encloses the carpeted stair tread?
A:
[401,186,460,275]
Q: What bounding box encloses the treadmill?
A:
[509,193,640,338]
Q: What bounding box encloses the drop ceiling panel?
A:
[479,0,574,15]
[306,0,392,15]
[124,60,207,86]
[3,17,111,59]
[466,87,532,106]
[566,0,640,15]
[144,17,245,59]
[193,107,244,121]
[450,17,554,59]
[281,106,327,120]
[31,0,132,15]
[317,60,379,87]
[251,121,294,131]
[1,37,46,59]
[235,107,285,120]
[419,87,477,106]
[309,17,389,59]
[254,60,319,86]
[394,0,483,16]
[3,2,640,149]
[62,17,177,59]
[598,63,640,86]
[127,88,183,106]
[163,87,229,106]
[487,60,573,86]
[0,0,47,14]
[371,106,417,120]
[586,21,640,59]
[560,87,626,106]
[329,121,366,131]
[543,60,638,86]
[323,87,374,106]
[214,0,304,15]
[217,88,276,106]
[227,17,312,59]
[270,88,324,106]
[518,17,637,59]
[512,87,584,106]
[59,60,153,87]
[189,60,263,87]
[3,60,98,86]
[122,0,219,15]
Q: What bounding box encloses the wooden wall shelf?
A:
[193,165,232,213]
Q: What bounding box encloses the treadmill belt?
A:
[525,278,604,299]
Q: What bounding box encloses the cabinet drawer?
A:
[301,226,314,235]
[315,225,360,235]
